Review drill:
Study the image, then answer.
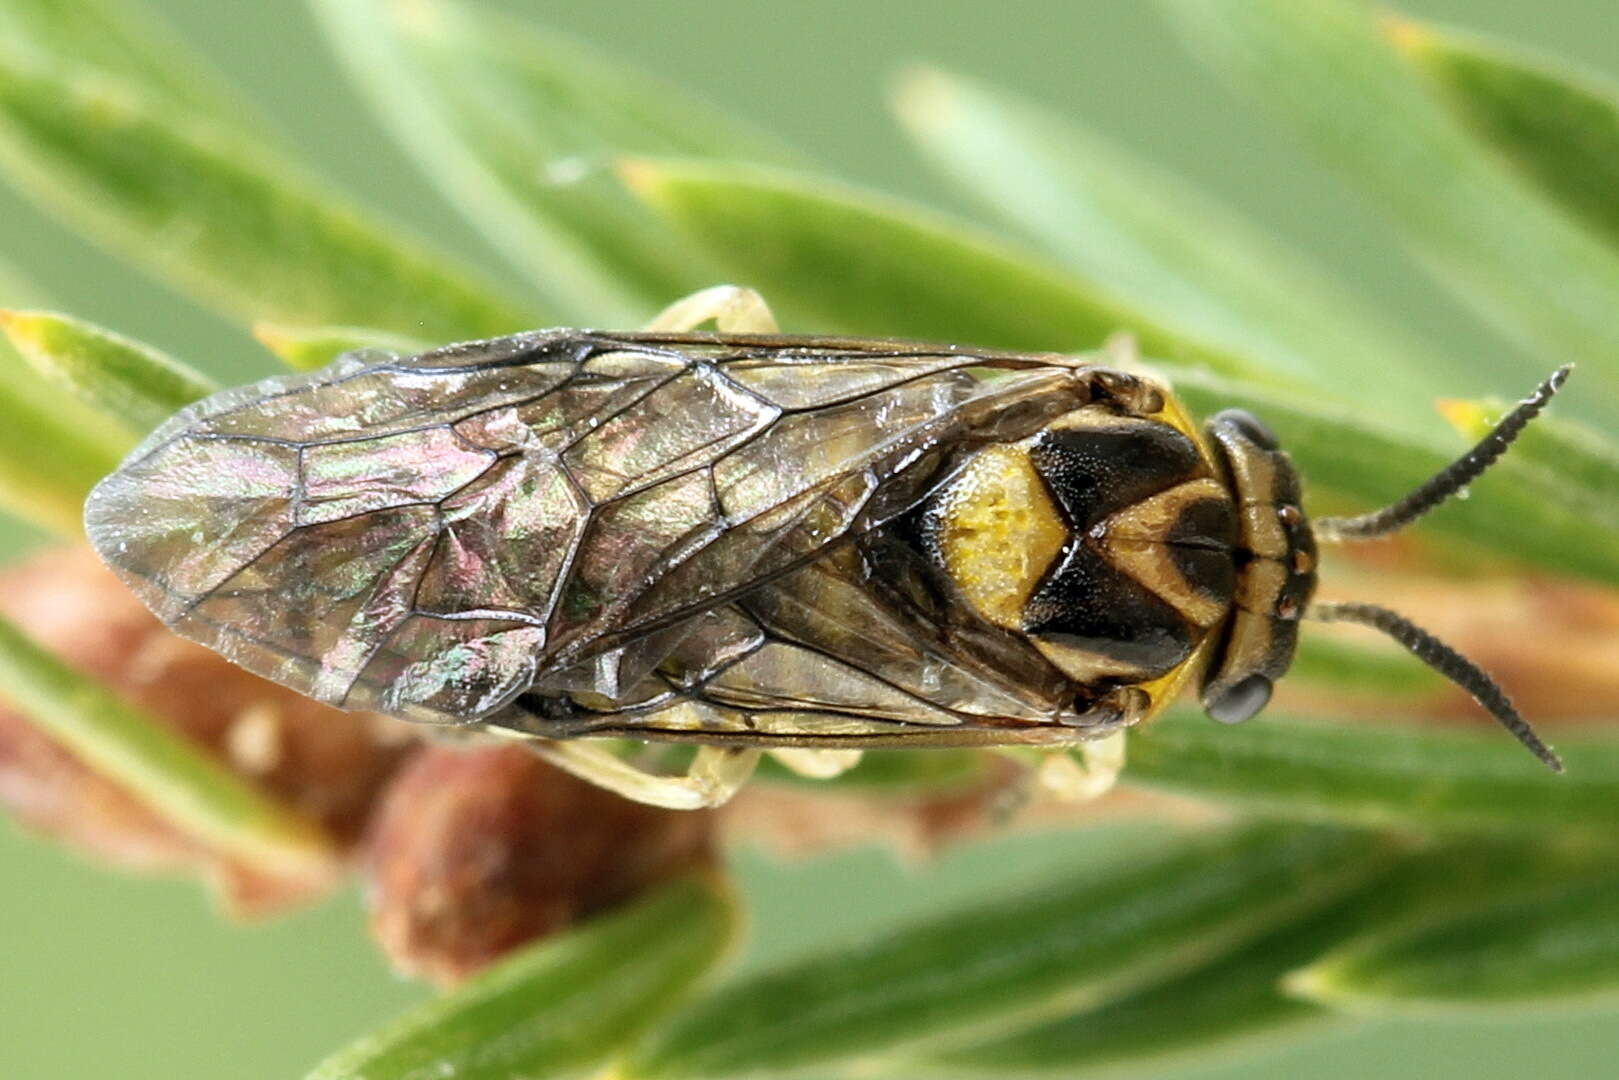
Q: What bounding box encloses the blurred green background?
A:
[3,1,1618,1077]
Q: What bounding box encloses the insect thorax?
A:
[915,397,1317,726]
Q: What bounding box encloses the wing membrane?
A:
[500,535,1098,748]
[87,332,1096,727]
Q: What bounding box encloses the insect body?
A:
[84,287,1565,808]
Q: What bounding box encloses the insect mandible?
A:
[84,286,1568,808]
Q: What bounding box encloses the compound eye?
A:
[1205,674,1273,725]
[1213,409,1280,451]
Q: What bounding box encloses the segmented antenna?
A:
[1314,366,1571,542]
[1308,602,1563,772]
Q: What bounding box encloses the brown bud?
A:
[0,546,416,915]
[365,743,713,986]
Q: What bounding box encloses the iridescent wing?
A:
[507,537,1097,748]
[86,331,1095,731]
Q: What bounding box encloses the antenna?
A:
[1307,368,1572,770]
[1309,601,1562,771]
[1315,366,1571,542]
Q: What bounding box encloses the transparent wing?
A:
[87,331,1093,726]
[501,536,1099,748]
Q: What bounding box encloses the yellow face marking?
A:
[1218,609,1284,681]
[932,441,1068,631]
[1236,557,1289,615]
[1237,505,1289,559]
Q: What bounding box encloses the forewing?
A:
[494,545,1088,746]
[87,333,1093,725]
[87,334,581,722]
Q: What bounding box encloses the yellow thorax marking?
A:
[930,441,1067,631]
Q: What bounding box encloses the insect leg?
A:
[768,748,865,780]
[1100,330,1140,368]
[1035,732,1127,802]
[527,740,761,810]
[646,285,780,333]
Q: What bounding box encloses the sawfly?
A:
[85,287,1568,808]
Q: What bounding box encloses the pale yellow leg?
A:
[527,740,761,810]
[1036,732,1127,802]
[768,747,865,780]
[1099,329,1140,368]
[646,285,780,333]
